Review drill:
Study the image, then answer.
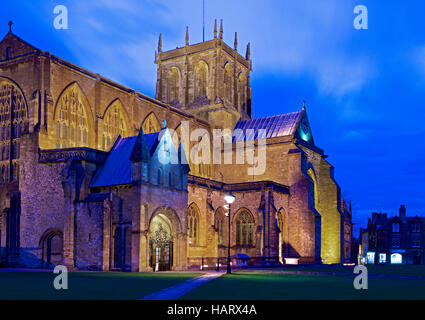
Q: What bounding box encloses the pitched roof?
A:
[89,132,161,188]
[89,136,137,188]
[233,111,302,142]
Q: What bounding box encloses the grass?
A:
[181,272,425,300]
[274,264,425,276]
[0,271,201,300]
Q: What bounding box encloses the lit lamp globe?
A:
[224,192,235,204]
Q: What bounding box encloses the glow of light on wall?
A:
[367,252,375,264]
[391,253,402,264]
[284,258,299,265]
[379,253,386,264]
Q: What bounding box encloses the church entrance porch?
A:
[149,212,174,271]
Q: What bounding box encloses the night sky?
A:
[3,0,425,236]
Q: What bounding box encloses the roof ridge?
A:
[240,110,302,122]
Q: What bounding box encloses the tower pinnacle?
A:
[8,20,13,33]
[158,33,162,52]
[185,26,189,46]
[219,19,223,39]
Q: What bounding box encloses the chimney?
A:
[399,205,406,218]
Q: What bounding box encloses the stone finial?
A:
[8,20,13,33]
[158,33,162,52]
[185,26,189,46]
[234,32,238,51]
[219,19,223,39]
[214,19,217,39]
[246,42,250,60]
[302,100,306,110]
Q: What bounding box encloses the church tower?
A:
[155,20,252,129]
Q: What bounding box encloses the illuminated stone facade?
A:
[0,22,352,271]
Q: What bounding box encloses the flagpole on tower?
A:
[203,0,205,42]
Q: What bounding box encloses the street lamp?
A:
[224,192,235,274]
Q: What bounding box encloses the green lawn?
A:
[181,272,425,300]
[275,264,425,276]
[0,272,201,300]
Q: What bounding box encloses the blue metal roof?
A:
[89,131,161,188]
[233,111,302,142]
[89,136,137,188]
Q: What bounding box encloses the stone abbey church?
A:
[0,20,352,271]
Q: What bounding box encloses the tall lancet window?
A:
[224,63,233,103]
[238,73,246,113]
[195,61,208,99]
[167,68,180,105]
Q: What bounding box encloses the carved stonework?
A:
[39,148,107,164]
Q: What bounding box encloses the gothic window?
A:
[0,79,28,183]
[6,47,11,60]
[54,83,90,149]
[142,112,161,134]
[235,210,254,246]
[215,208,225,246]
[238,73,246,113]
[277,209,287,261]
[102,101,128,150]
[195,61,208,99]
[167,68,180,105]
[224,63,233,103]
[307,168,319,209]
[191,133,211,178]
[188,204,200,245]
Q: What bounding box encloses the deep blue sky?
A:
[3,1,425,236]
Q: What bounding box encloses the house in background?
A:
[359,205,425,265]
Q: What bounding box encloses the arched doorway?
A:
[149,213,174,271]
[113,226,132,271]
[40,229,63,266]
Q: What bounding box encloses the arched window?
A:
[238,73,246,113]
[188,204,200,245]
[224,63,233,103]
[142,112,161,134]
[215,208,226,245]
[307,168,319,209]
[277,209,287,262]
[39,229,63,265]
[167,68,180,104]
[191,133,211,178]
[54,83,90,148]
[195,61,208,99]
[0,79,28,183]
[235,210,254,246]
[102,100,128,150]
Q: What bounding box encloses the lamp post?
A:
[224,192,235,274]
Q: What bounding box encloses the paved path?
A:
[140,272,223,300]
